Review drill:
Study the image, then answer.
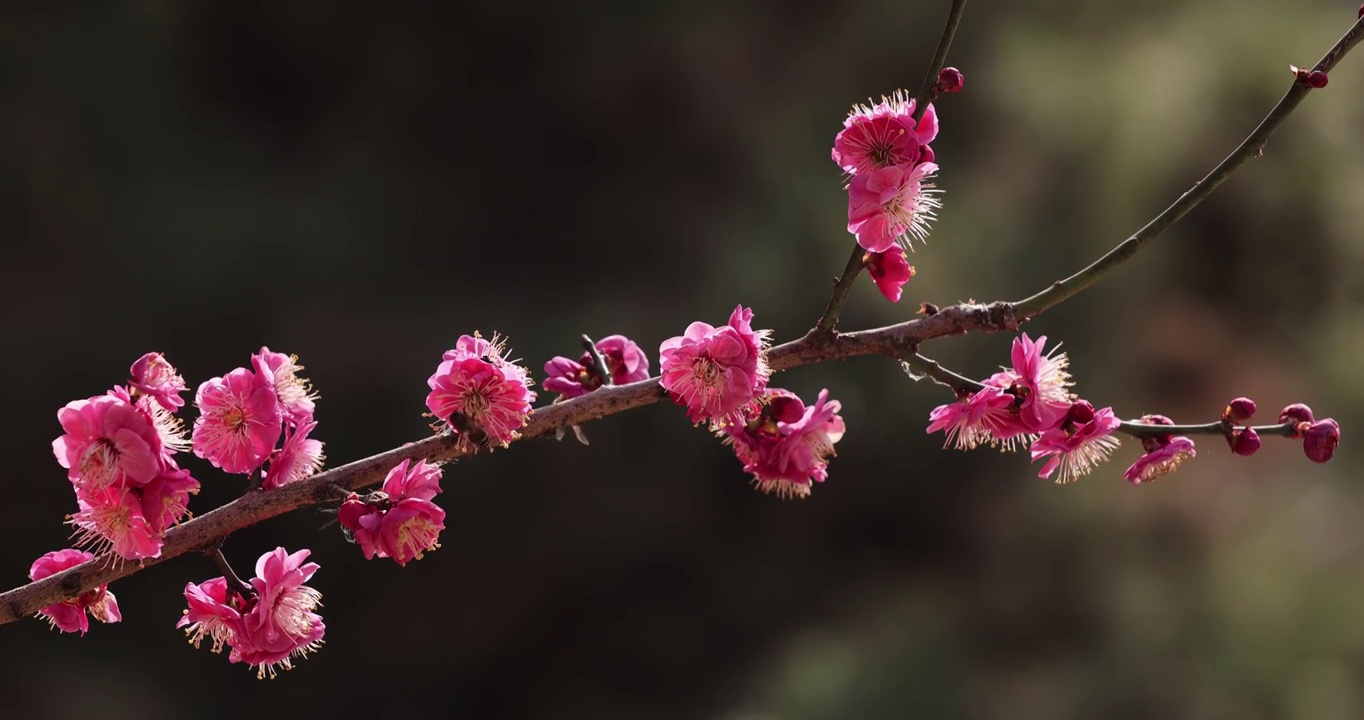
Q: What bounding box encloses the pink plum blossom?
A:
[846,162,941,252]
[926,386,1016,450]
[129,352,188,411]
[338,459,445,565]
[866,248,915,303]
[427,339,536,449]
[260,420,325,490]
[53,393,165,492]
[252,348,317,427]
[1124,436,1196,485]
[721,389,845,499]
[659,305,770,427]
[1029,403,1122,484]
[178,547,325,679]
[69,485,162,560]
[29,549,121,635]
[831,91,938,176]
[139,464,199,535]
[192,367,282,475]
[1002,334,1075,433]
[543,334,651,399]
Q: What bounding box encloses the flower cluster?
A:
[339,459,446,565]
[543,334,650,400]
[926,334,1124,483]
[193,348,325,489]
[720,388,846,499]
[178,547,326,679]
[659,306,770,428]
[427,334,537,451]
[835,90,942,260]
[29,549,121,634]
[52,353,200,560]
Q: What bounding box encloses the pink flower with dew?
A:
[1006,334,1075,433]
[129,352,188,411]
[139,464,199,535]
[427,356,536,449]
[178,576,247,657]
[236,548,326,679]
[29,549,120,635]
[53,393,164,492]
[847,162,941,253]
[339,459,446,564]
[926,386,1016,450]
[252,348,317,427]
[69,485,162,560]
[1029,403,1122,484]
[722,389,845,499]
[866,249,915,303]
[831,91,938,176]
[659,305,770,427]
[1123,436,1196,485]
[260,420,325,490]
[543,334,652,399]
[192,367,282,475]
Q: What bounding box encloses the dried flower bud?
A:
[1230,428,1261,457]
[1223,397,1256,424]
[936,67,965,94]
[1303,419,1340,463]
[1278,403,1314,431]
[1307,71,1329,88]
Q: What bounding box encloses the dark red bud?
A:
[1308,71,1329,88]
[1278,403,1314,428]
[918,145,935,164]
[1137,414,1175,452]
[936,67,965,94]
[1303,419,1340,463]
[1230,428,1262,457]
[1223,397,1256,424]
[768,396,805,424]
[1067,400,1096,426]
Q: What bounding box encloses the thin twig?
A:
[207,546,255,600]
[912,0,968,122]
[581,334,613,387]
[1012,16,1364,319]
[899,350,986,396]
[812,245,867,333]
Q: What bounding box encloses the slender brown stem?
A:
[1119,420,1297,439]
[812,245,867,333]
[581,334,613,387]
[208,546,255,600]
[1012,16,1364,319]
[912,0,968,122]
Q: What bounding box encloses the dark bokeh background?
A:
[4,2,1364,718]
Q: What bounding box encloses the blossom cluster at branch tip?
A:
[29,549,121,635]
[52,355,200,561]
[338,459,446,565]
[543,334,650,400]
[178,547,325,679]
[659,305,770,428]
[720,388,846,499]
[427,333,537,451]
[835,90,943,258]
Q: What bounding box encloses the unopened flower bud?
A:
[1223,397,1256,424]
[1278,403,1314,432]
[918,145,935,164]
[936,67,965,94]
[1303,419,1340,463]
[1066,400,1096,426]
[1138,414,1174,452]
[1308,71,1329,88]
[1230,428,1261,457]
[768,395,805,423]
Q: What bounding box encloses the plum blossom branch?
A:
[207,546,254,599]
[1119,420,1298,438]
[1012,15,1364,319]
[812,0,968,334]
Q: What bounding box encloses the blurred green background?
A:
[3,1,1363,718]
